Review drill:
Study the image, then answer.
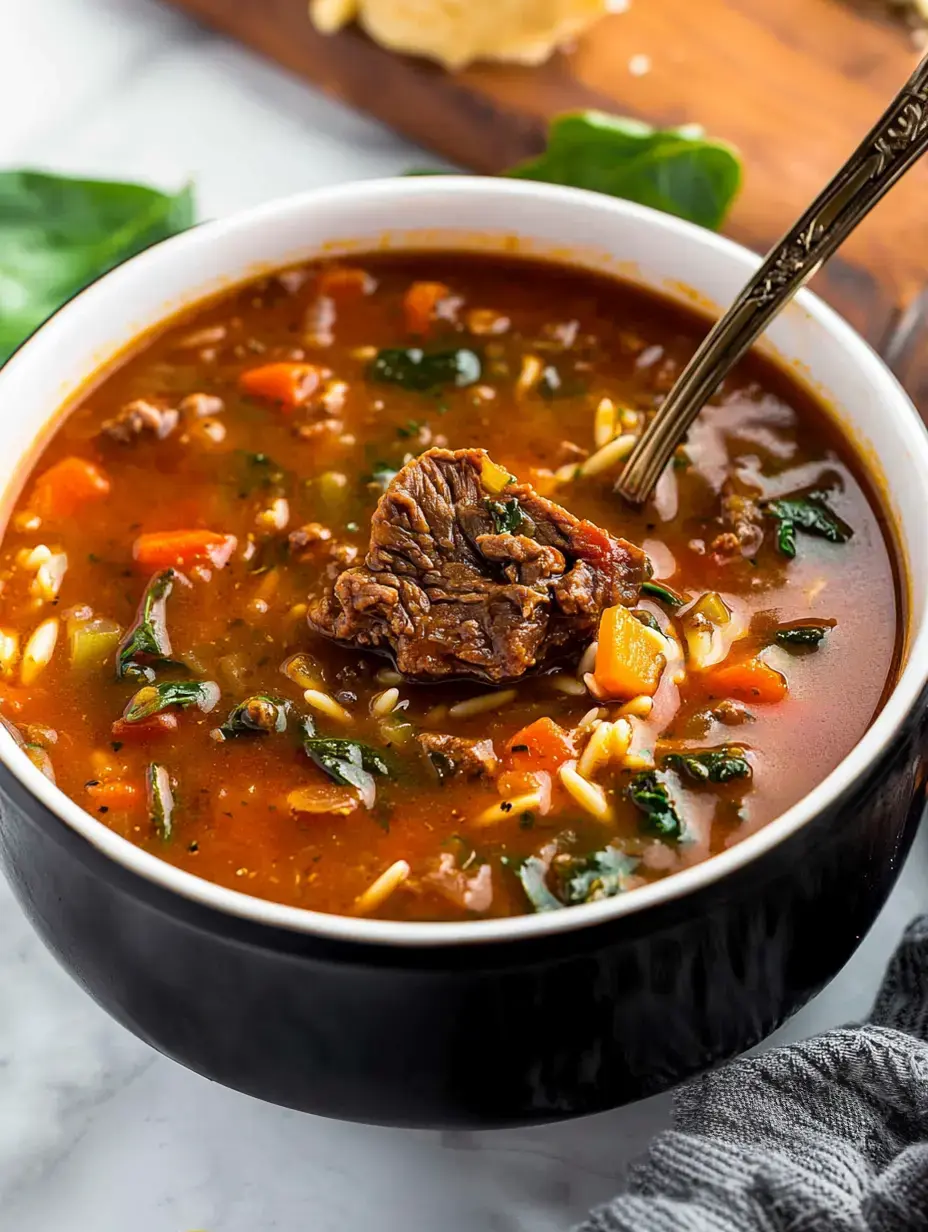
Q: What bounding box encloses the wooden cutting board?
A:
[168,0,928,393]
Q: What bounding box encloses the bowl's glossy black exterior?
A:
[0,688,925,1128]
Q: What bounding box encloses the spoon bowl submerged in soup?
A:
[0,253,901,922]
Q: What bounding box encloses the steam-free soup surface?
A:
[0,255,900,920]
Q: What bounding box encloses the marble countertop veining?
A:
[2,2,926,1228]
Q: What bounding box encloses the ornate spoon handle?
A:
[616,52,928,506]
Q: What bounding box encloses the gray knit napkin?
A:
[578,916,928,1232]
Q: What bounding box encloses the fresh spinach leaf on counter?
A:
[0,171,195,363]
[662,746,752,785]
[408,113,741,231]
[508,113,741,231]
[764,491,853,559]
[368,347,482,392]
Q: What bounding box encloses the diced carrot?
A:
[111,712,178,741]
[504,717,575,773]
[316,267,376,300]
[593,604,665,700]
[239,362,322,410]
[703,657,788,704]
[30,456,110,520]
[403,281,451,334]
[132,529,237,570]
[86,779,142,809]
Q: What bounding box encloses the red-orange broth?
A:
[0,254,902,920]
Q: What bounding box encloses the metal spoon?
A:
[616,52,928,506]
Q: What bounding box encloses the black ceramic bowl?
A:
[1,180,926,1128]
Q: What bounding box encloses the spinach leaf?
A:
[0,172,194,363]
[641,580,685,607]
[764,491,853,559]
[504,855,564,913]
[426,749,457,784]
[553,847,638,905]
[507,113,741,231]
[485,497,523,535]
[627,770,684,840]
[218,694,289,738]
[303,726,390,809]
[123,679,220,723]
[116,570,180,680]
[775,621,834,648]
[146,763,174,841]
[662,745,752,785]
[537,365,588,400]
[236,451,289,497]
[368,347,481,392]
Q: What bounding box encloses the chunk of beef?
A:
[101,398,179,443]
[307,448,646,683]
[709,489,765,562]
[418,733,499,781]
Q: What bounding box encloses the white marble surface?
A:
[1,2,926,1228]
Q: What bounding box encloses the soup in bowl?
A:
[0,178,925,1126]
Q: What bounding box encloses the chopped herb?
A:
[219,694,289,738]
[116,570,181,681]
[553,846,638,904]
[110,741,123,752]
[510,743,529,754]
[303,723,390,809]
[123,679,221,724]
[503,855,563,913]
[775,621,834,648]
[367,461,399,491]
[237,450,289,496]
[537,365,588,400]
[485,497,523,535]
[397,419,423,439]
[519,811,535,829]
[641,580,684,607]
[627,770,684,840]
[662,745,752,785]
[345,521,359,533]
[146,763,174,841]
[368,347,481,392]
[764,491,853,559]
[631,608,662,632]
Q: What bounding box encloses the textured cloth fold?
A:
[579,916,928,1232]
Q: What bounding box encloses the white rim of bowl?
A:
[2,177,927,948]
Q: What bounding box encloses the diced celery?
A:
[69,616,121,671]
